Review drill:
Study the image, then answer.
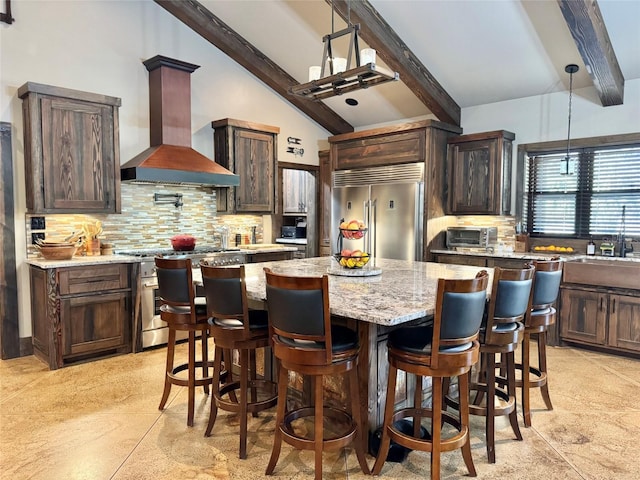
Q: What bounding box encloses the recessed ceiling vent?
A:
[120,55,239,187]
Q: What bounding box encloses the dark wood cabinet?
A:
[283,169,308,214]
[212,118,279,214]
[18,82,121,214]
[245,251,294,263]
[29,263,134,369]
[434,254,488,267]
[318,150,332,256]
[447,130,514,215]
[560,286,640,354]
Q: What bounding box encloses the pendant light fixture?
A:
[561,63,579,175]
[289,0,399,101]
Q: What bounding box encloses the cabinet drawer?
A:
[58,264,129,295]
[335,131,424,170]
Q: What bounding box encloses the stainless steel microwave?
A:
[446,227,498,249]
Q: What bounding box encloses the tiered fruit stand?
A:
[329,219,381,276]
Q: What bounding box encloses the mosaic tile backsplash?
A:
[26,184,263,256]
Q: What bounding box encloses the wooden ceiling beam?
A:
[154,0,354,135]
[557,0,624,106]
[327,0,460,127]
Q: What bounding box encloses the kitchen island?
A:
[196,256,493,432]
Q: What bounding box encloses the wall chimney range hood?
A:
[120,55,239,187]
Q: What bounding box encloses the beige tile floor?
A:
[1,342,639,480]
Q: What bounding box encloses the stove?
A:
[117,246,246,348]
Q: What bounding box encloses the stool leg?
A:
[486,353,496,463]
[250,349,258,417]
[458,371,477,477]
[348,366,371,475]
[538,332,553,411]
[239,348,250,459]
[521,332,532,427]
[159,327,176,411]
[314,372,323,480]
[372,363,398,475]
[205,345,224,437]
[506,351,523,441]
[431,376,443,480]
[415,374,423,436]
[473,352,486,406]
[266,364,288,475]
[201,327,210,396]
[225,349,238,403]
[187,330,197,427]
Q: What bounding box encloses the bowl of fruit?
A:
[339,219,367,240]
[334,249,371,269]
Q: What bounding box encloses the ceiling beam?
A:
[327,0,460,127]
[154,0,354,135]
[557,0,624,106]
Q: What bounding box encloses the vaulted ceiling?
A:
[155,0,640,135]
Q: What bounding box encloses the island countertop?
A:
[195,257,493,327]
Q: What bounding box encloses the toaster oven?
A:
[446,227,498,249]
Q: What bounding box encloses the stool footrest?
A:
[388,408,468,453]
[168,361,215,387]
[514,363,548,388]
[280,406,357,452]
[214,379,278,414]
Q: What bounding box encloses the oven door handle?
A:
[143,281,158,288]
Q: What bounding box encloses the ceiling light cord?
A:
[565,64,579,163]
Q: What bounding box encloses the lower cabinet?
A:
[560,286,640,355]
[245,251,294,263]
[434,254,487,267]
[30,263,134,369]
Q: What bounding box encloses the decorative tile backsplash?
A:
[25,184,263,256]
[453,215,517,246]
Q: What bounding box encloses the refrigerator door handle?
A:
[370,199,377,257]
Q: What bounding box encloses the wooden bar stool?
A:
[446,264,534,463]
[516,257,563,427]
[263,268,370,480]
[200,263,277,459]
[372,271,489,480]
[155,256,214,427]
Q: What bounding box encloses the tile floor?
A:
[1,342,639,480]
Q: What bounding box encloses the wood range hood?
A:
[120,55,239,187]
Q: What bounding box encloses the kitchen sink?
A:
[564,257,640,289]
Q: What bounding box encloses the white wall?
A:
[461,78,640,144]
[1,1,329,338]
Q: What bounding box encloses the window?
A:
[524,143,640,238]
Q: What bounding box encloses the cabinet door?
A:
[60,291,129,357]
[234,129,274,212]
[449,139,497,214]
[283,169,307,213]
[319,150,331,252]
[435,255,487,267]
[608,294,640,352]
[559,287,607,345]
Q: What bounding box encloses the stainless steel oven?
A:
[120,248,245,348]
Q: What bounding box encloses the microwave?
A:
[446,227,498,249]
[281,226,306,238]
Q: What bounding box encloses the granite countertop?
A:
[193,257,493,327]
[26,254,140,269]
[430,249,640,263]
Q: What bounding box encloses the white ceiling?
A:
[198,0,640,130]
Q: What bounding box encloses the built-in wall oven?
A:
[120,248,245,348]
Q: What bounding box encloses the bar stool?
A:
[155,256,213,427]
[515,257,563,427]
[263,268,370,480]
[200,263,277,459]
[446,264,534,463]
[372,271,489,480]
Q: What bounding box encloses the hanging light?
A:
[289,0,399,101]
[561,63,579,175]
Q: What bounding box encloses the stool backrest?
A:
[154,256,196,323]
[431,270,489,366]
[531,258,563,310]
[200,264,250,335]
[484,264,535,344]
[264,268,333,366]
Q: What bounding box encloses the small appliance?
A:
[446,227,498,249]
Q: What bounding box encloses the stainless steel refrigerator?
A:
[332,163,424,261]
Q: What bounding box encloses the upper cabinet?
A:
[18,82,122,214]
[212,118,279,214]
[447,130,515,215]
[283,169,309,214]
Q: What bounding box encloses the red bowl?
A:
[171,234,196,251]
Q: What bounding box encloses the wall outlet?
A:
[32,232,45,244]
[30,216,46,230]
